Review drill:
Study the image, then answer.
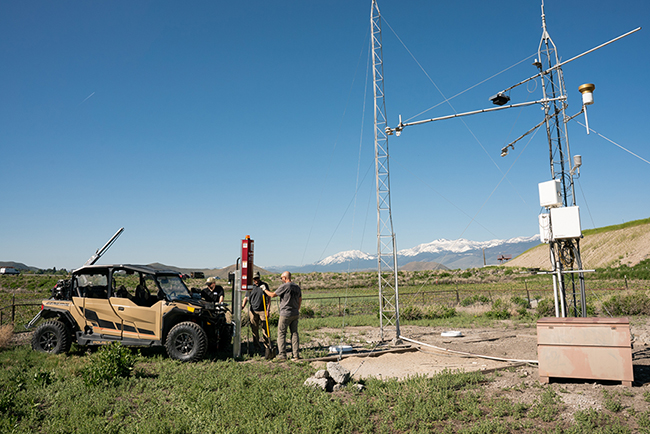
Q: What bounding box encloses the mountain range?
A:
[7,219,649,275]
[266,235,540,273]
[2,235,541,275]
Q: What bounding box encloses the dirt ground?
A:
[306,322,650,419]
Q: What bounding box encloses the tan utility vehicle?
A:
[29,264,232,362]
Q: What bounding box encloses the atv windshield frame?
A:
[154,274,193,302]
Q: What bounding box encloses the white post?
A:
[557,265,566,317]
[233,268,242,358]
[552,273,560,317]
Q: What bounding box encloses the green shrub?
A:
[511,296,530,309]
[573,408,630,432]
[300,306,315,318]
[536,298,555,317]
[528,387,561,422]
[594,258,650,280]
[424,305,457,320]
[602,292,650,316]
[267,311,279,326]
[460,294,490,307]
[516,306,530,318]
[602,390,623,413]
[485,299,511,319]
[637,410,650,428]
[80,342,137,386]
[400,305,423,320]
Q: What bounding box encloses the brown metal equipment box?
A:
[537,317,633,386]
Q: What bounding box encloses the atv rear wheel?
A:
[31,320,71,354]
[165,322,208,362]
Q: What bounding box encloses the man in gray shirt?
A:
[263,271,302,360]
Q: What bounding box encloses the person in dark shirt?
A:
[201,277,224,303]
[242,272,273,357]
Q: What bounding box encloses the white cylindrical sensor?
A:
[579,83,595,106]
[573,154,582,168]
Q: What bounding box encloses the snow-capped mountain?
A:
[399,236,539,256]
[266,235,541,273]
[314,250,375,266]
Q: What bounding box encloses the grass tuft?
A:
[0,324,13,349]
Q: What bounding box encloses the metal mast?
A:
[536,0,586,317]
[371,0,400,340]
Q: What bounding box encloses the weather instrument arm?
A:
[386,27,640,138]
[386,97,566,136]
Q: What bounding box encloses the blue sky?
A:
[1,1,648,270]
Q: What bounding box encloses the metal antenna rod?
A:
[371,0,400,341]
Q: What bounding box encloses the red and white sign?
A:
[240,236,254,291]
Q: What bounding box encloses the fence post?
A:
[456,289,460,305]
[12,294,16,324]
[338,297,341,317]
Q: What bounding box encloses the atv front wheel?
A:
[165,322,208,362]
[31,320,72,354]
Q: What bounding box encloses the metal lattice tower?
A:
[371,0,400,340]
[537,1,586,317]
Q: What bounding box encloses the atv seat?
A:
[134,284,151,307]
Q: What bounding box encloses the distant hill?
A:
[0,261,39,272]
[400,261,449,271]
[506,217,650,270]
[147,263,272,280]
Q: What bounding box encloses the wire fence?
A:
[0,296,42,330]
[2,281,647,328]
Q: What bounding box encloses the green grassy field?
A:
[2,269,650,432]
[1,342,648,433]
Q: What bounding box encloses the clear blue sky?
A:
[1,1,648,270]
